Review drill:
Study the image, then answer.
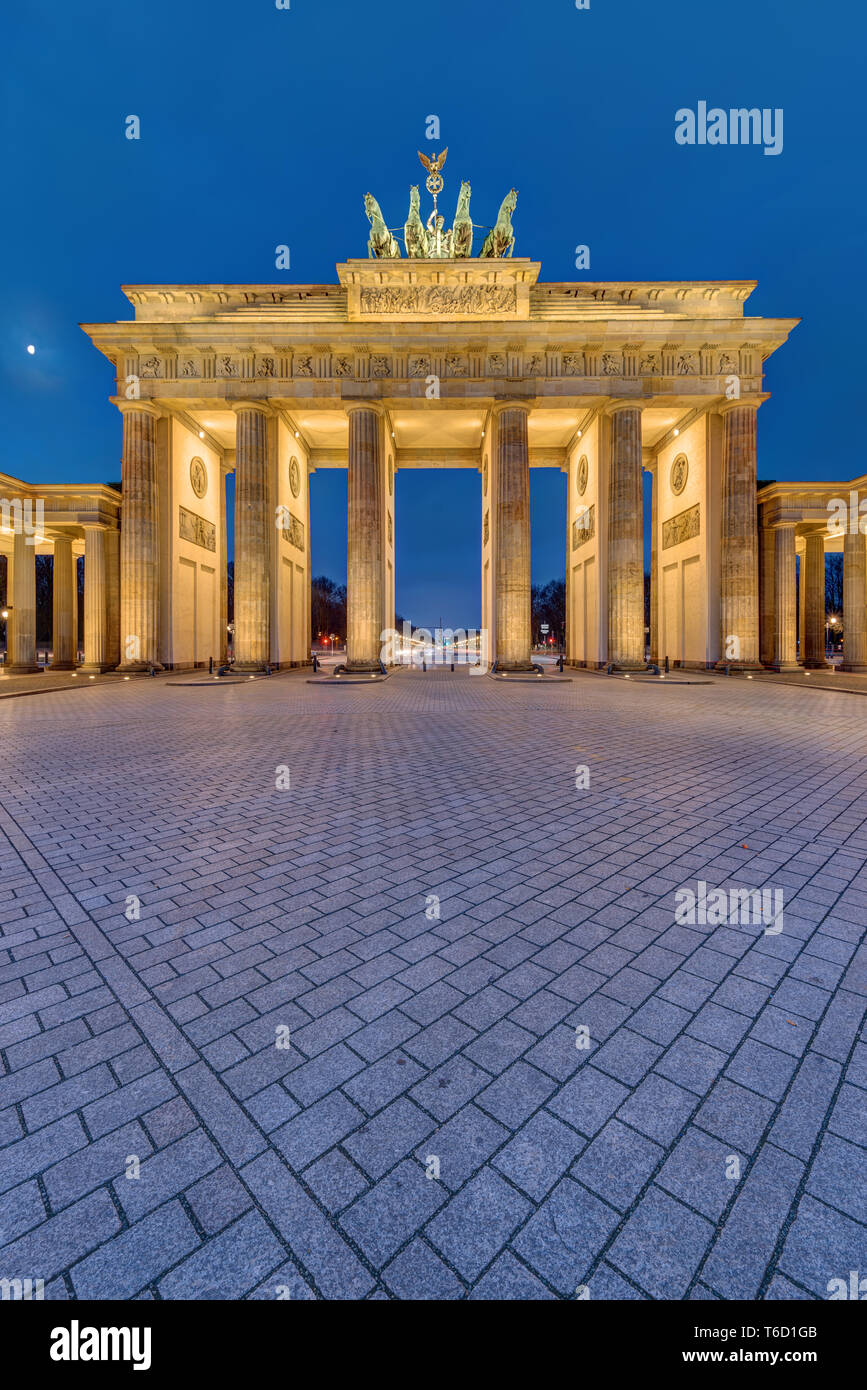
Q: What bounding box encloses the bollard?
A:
[664,655,669,674]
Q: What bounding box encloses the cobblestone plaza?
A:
[1,668,864,1300]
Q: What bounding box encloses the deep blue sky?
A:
[2,0,862,629]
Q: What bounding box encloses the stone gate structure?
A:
[9,255,864,676]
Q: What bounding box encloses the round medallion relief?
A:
[670,453,688,496]
[189,456,207,499]
[576,455,589,496]
[288,456,301,498]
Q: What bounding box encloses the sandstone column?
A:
[118,404,162,670]
[759,526,775,667]
[233,406,271,671]
[345,406,385,671]
[80,526,113,673]
[772,524,798,670]
[648,462,659,665]
[6,527,39,673]
[840,527,867,672]
[716,404,761,668]
[50,534,77,669]
[494,405,533,671]
[802,532,829,669]
[607,406,644,668]
[219,460,230,664]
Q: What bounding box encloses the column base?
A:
[232,661,269,674]
[802,659,832,670]
[714,660,764,672]
[340,662,386,675]
[4,664,42,675]
[117,661,164,673]
[49,661,78,671]
[768,661,801,672]
[839,663,867,674]
[79,663,117,675]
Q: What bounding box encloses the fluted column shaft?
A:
[119,407,162,669]
[772,525,798,669]
[219,461,230,664]
[494,406,532,671]
[233,408,271,670]
[7,528,39,673]
[50,535,77,669]
[346,407,384,670]
[717,405,760,667]
[649,463,659,664]
[841,527,867,672]
[803,532,829,668]
[607,407,644,667]
[80,527,112,672]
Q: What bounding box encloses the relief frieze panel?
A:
[179,505,216,552]
[662,503,701,550]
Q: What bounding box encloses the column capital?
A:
[344,400,386,419]
[490,400,531,419]
[599,400,644,419]
[229,400,277,418]
[718,398,764,417]
[111,398,162,419]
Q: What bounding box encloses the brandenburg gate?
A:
[6,161,846,678]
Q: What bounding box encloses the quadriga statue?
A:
[365,193,401,259]
[480,190,518,258]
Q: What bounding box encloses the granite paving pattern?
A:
[0,667,865,1300]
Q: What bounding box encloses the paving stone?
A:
[616,1074,698,1145]
[493,1110,586,1201]
[778,1195,867,1298]
[655,1035,728,1096]
[272,1091,365,1171]
[547,1066,630,1137]
[476,1061,556,1128]
[608,1186,714,1298]
[572,1118,663,1211]
[343,1098,436,1179]
[382,1239,465,1299]
[158,1211,283,1300]
[768,1051,841,1160]
[415,1104,509,1193]
[185,1164,252,1234]
[340,1160,447,1268]
[243,1150,374,1298]
[44,1121,153,1210]
[512,1177,620,1295]
[426,1168,531,1282]
[341,1051,425,1115]
[805,1133,867,1224]
[409,1055,491,1121]
[702,1143,804,1298]
[694,1078,775,1154]
[303,1150,370,1213]
[656,1126,744,1220]
[1,1188,121,1284]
